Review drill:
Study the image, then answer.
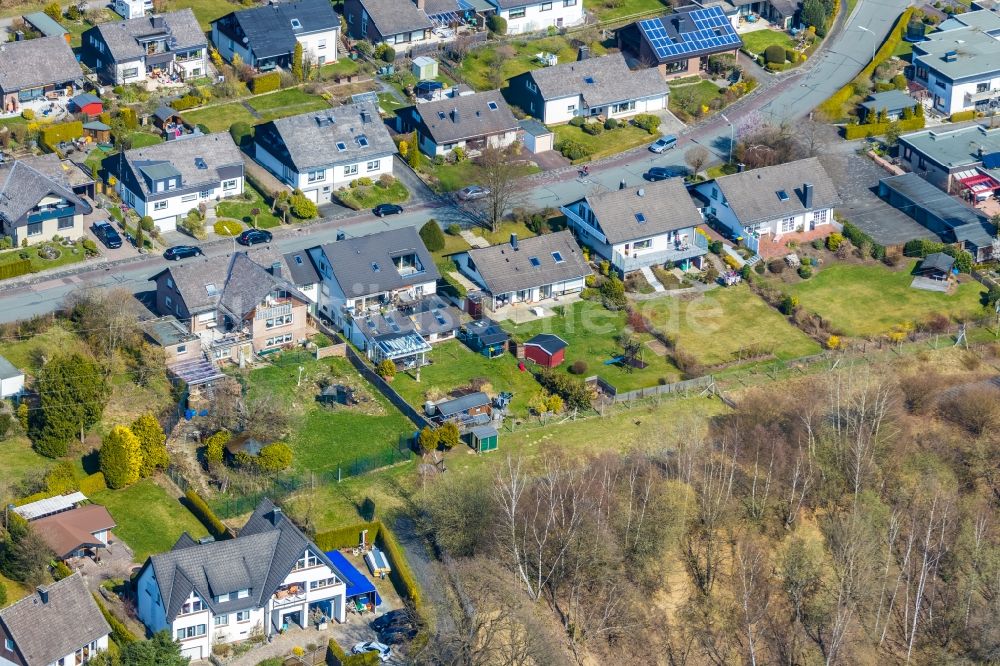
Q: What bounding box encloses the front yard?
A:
[669,80,723,118]
[334,177,409,210]
[552,122,656,162]
[422,158,540,193]
[215,183,282,229]
[0,240,91,275]
[740,28,796,55]
[590,0,671,22]
[458,35,607,91]
[779,261,988,338]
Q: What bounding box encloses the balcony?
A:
[272,583,306,607]
[966,89,1000,106]
[613,233,708,272]
[27,205,75,224]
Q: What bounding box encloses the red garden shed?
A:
[523,334,568,368]
[70,93,103,118]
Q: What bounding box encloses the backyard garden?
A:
[457,35,607,91]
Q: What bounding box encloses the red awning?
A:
[957,171,1000,194]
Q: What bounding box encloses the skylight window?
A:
[438,111,446,120]
[552,251,564,263]
[529,256,541,267]
[777,190,789,201]
[205,284,217,296]
[371,262,380,272]
[194,157,207,170]
[357,135,369,147]
[635,213,646,224]
[584,76,595,84]
[336,141,347,151]
[290,18,302,29]
[487,101,498,110]
[294,255,303,265]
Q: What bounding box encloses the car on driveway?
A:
[373,203,403,217]
[371,610,410,633]
[379,625,418,645]
[649,135,678,153]
[164,245,204,261]
[644,166,680,182]
[237,229,272,246]
[351,641,392,662]
[457,185,490,201]
[92,221,122,249]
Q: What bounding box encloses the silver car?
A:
[457,185,491,201]
[649,135,678,153]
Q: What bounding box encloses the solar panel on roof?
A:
[641,6,739,60]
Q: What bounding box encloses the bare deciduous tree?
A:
[478,145,524,233]
[685,146,711,175]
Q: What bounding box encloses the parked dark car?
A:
[237,229,273,246]
[373,204,403,217]
[164,245,204,261]
[644,167,680,182]
[378,625,418,645]
[371,610,410,633]
[372,609,418,644]
[92,221,122,249]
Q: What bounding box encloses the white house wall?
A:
[295,29,339,66]
[502,0,584,35]
[539,93,665,124]
[118,177,244,232]
[255,144,393,203]
[0,374,24,398]
[915,59,1000,114]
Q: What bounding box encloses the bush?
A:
[556,139,590,161]
[93,593,137,645]
[569,360,588,375]
[780,294,799,315]
[21,109,34,120]
[374,43,396,62]
[764,44,786,64]
[40,121,84,149]
[376,523,422,612]
[290,194,318,219]
[842,220,885,259]
[842,115,924,139]
[798,265,813,279]
[314,522,381,551]
[169,94,203,111]
[184,488,229,538]
[826,232,844,251]
[328,639,380,666]
[767,259,785,274]
[568,116,586,127]
[535,368,591,411]
[139,215,155,232]
[229,121,253,147]
[446,223,461,236]
[419,220,445,252]
[0,259,32,280]
[950,109,976,123]
[250,71,281,94]
[52,560,72,581]
[99,426,141,489]
[633,114,660,134]
[204,430,231,465]
[45,461,78,494]
[417,426,438,453]
[582,122,604,135]
[376,359,396,379]
[79,472,107,495]
[604,118,618,130]
[257,443,293,471]
[487,14,507,34]
[600,274,627,310]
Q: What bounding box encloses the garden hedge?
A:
[79,472,107,495]
[842,220,885,260]
[327,639,380,666]
[843,115,924,139]
[40,120,83,152]
[93,593,137,645]
[375,523,423,615]
[0,259,33,280]
[949,110,976,123]
[251,71,281,94]
[184,488,230,539]
[313,522,381,551]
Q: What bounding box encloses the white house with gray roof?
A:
[136,499,348,662]
[898,124,1000,200]
[0,574,111,666]
[253,102,395,204]
[105,132,244,232]
[0,154,93,247]
[211,0,340,71]
[488,0,584,35]
[82,10,207,85]
[0,36,83,115]
[507,53,668,125]
[562,178,707,273]
[395,90,520,157]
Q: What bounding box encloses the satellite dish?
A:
[242,37,248,44]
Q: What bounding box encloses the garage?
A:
[303,188,320,203]
[519,119,554,154]
[181,644,203,661]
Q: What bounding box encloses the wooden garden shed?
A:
[469,425,498,453]
[523,333,567,368]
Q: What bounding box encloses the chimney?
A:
[450,108,459,122]
[577,46,590,61]
[416,0,425,10]
[270,506,283,526]
[271,261,282,278]
[151,15,163,28]
[37,586,49,604]
[510,233,518,250]
[803,182,814,209]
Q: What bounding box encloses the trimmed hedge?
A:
[0,259,33,280]
[313,522,380,551]
[79,472,107,495]
[950,109,976,123]
[40,120,84,148]
[93,593,137,645]
[170,95,203,111]
[375,523,422,615]
[251,71,281,94]
[842,220,885,260]
[327,639,380,666]
[184,488,229,539]
[843,115,924,139]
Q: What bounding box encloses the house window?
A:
[265,333,293,347]
[780,216,796,233]
[612,100,636,114]
[176,625,206,640]
[266,314,293,328]
[344,164,358,176]
[318,39,327,49]
[181,193,197,202]
[181,596,204,614]
[977,82,991,93]
[122,67,139,79]
[307,169,326,183]
[223,179,238,190]
[167,277,174,289]
[58,217,74,230]
[237,611,251,622]
[366,160,380,172]
[294,550,320,570]
[215,593,230,603]
[154,201,168,211]
[567,104,576,112]
[564,0,576,6]
[200,190,212,198]
[540,1,552,9]
[903,146,912,160]
[633,239,652,250]
[214,614,229,626]
[237,588,250,599]
[4,638,13,651]
[526,80,537,93]
[177,344,186,354]
[509,7,526,18]
[814,209,828,225]
[310,577,339,590]
[165,296,173,309]
[27,222,42,236]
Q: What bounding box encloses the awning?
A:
[955,169,1000,196]
[326,550,382,605]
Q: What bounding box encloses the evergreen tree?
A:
[100,425,142,489]
[407,132,422,169]
[292,42,304,81]
[131,413,168,478]
[119,630,188,666]
[31,353,109,458]
[801,0,827,35]
[438,422,461,450]
[0,514,52,585]
[419,220,445,252]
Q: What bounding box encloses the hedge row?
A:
[169,95,203,111]
[40,120,83,148]
[79,471,107,495]
[251,71,281,94]
[843,115,924,139]
[375,523,422,616]
[950,110,976,123]
[313,522,380,551]
[93,593,138,646]
[183,488,229,539]
[842,220,885,260]
[327,639,380,666]
[0,259,33,280]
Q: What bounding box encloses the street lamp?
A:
[858,25,876,63]
[720,112,734,165]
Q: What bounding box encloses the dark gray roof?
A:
[147,498,346,622]
[584,178,702,244]
[407,91,519,145]
[0,155,91,226]
[523,53,669,107]
[257,102,393,172]
[90,10,204,62]
[879,172,995,249]
[316,227,440,298]
[0,35,82,92]
[357,294,461,338]
[436,391,489,417]
[525,333,567,355]
[0,355,21,381]
[861,90,916,113]
[712,157,840,226]
[464,318,508,345]
[220,252,309,319]
[154,105,181,121]
[518,118,551,138]
[921,252,955,273]
[0,574,110,666]
[218,0,339,59]
[465,230,590,295]
[357,0,432,37]
[71,93,101,107]
[283,249,322,286]
[141,316,199,347]
[119,132,242,198]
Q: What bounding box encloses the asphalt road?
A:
[0,0,912,324]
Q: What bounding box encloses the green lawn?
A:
[164,0,240,29]
[640,284,822,367]
[248,89,329,122]
[92,479,208,561]
[552,123,656,162]
[0,241,89,275]
[392,339,543,418]
[740,29,796,55]
[127,131,163,148]
[0,436,53,489]
[215,183,282,229]
[590,0,670,22]
[335,179,409,210]
[669,80,724,118]
[422,159,540,193]
[1,324,91,371]
[182,102,257,133]
[504,300,682,393]
[377,93,406,117]
[320,59,362,79]
[459,36,607,91]
[245,353,414,476]
[780,261,988,338]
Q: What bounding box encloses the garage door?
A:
[305,189,319,203]
[181,645,203,661]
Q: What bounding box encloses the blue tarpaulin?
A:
[326,550,382,606]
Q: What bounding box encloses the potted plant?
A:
[310,607,327,631]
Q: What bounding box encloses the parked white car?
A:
[352,641,392,662]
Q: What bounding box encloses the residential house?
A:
[562,178,707,273]
[136,499,349,662]
[395,90,520,157]
[897,124,1000,201]
[487,0,584,35]
[105,132,244,232]
[0,36,83,115]
[211,0,340,71]
[0,154,93,247]
[0,574,111,666]
[344,0,495,46]
[253,102,395,204]
[878,172,997,261]
[149,250,313,362]
[112,0,152,20]
[0,355,23,399]
[31,504,117,561]
[306,227,462,367]
[453,230,591,309]
[506,53,669,125]
[141,315,204,364]
[282,249,322,311]
[858,89,920,122]
[617,5,742,80]
[426,391,492,427]
[82,10,207,85]
[910,11,1000,115]
[693,156,840,256]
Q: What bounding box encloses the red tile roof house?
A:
[31,504,117,561]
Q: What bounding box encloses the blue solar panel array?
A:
[639,6,740,60]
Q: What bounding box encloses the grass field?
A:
[127,131,163,148]
[459,36,607,91]
[740,29,796,55]
[640,284,822,367]
[92,479,208,561]
[164,0,240,29]
[780,261,988,338]
[182,102,256,133]
[423,159,540,193]
[392,339,543,418]
[669,80,724,118]
[335,179,409,210]
[0,436,53,489]
[0,324,91,371]
[377,93,407,117]
[215,183,282,229]
[245,353,414,476]
[248,89,329,122]
[504,300,682,392]
[552,123,656,161]
[590,0,670,22]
